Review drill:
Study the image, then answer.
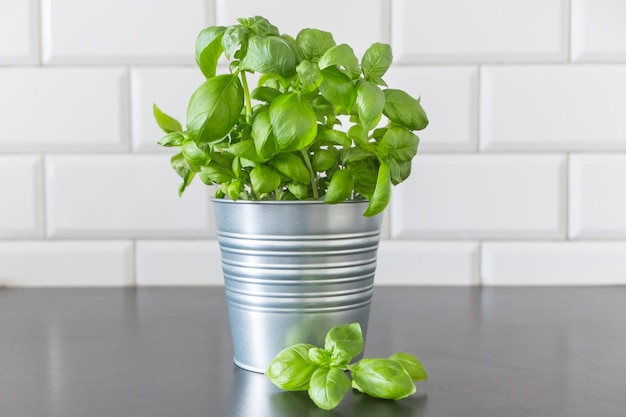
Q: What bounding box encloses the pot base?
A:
[227,299,372,373]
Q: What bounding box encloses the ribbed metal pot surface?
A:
[212,199,382,373]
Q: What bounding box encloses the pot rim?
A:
[210,198,369,206]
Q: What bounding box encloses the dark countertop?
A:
[1,286,625,417]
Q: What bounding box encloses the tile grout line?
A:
[212,0,219,25]
[124,67,133,152]
[476,64,482,153]
[567,0,573,63]
[565,153,570,241]
[477,240,483,286]
[40,154,48,239]
[34,0,43,66]
[38,0,48,66]
[132,240,138,287]
[386,0,393,45]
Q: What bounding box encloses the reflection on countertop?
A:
[229,366,428,417]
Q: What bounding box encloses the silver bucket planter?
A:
[212,199,382,373]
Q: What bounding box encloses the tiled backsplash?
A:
[1,0,625,286]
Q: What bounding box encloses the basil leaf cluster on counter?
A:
[265,323,427,410]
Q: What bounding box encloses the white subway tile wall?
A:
[0,0,39,65]
[41,0,213,65]
[136,240,222,286]
[571,0,626,61]
[482,242,626,285]
[377,241,480,285]
[390,154,566,239]
[0,241,133,286]
[1,0,626,286]
[481,65,626,151]
[569,154,626,239]
[0,68,129,152]
[0,156,44,238]
[391,0,568,62]
[45,155,214,238]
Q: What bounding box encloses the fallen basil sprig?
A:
[265,323,427,410]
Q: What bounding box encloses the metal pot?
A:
[212,199,382,373]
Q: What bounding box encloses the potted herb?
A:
[154,16,428,373]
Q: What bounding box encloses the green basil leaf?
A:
[231,156,242,178]
[270,153,310,184]
[356,80,385,132]
[324,322,363,358]
[349,358,416,400]
[258,73,283,90]
[297,60,323,92]
[356,186,373,200]
[269,93,318,152]
[342,147,375,164]
[308,367,351,410]
[308,347,332,366]
[228,140,260,162]
[389,352,428,382]
[250,164,281,194]
[309,96,333,122]
[287,182,309,200]
[319,67,357,112]
[199,161,233,184]
[363,163,391,217]
[383,89,429,131]
[312,149,338,172]
[371,127,388,141]
[348,160,378,199]
[226,179,243,200]
[195,141,212,154]
[209,151,235,169]
[157,131,185,147]
[318,44,360,79]
[388,159,412,185]
[317,128,352,148]
[252,86,281,103]
[361,43,392,84]
[266,343,319,391]
[296,28,336,60]
[222,25,247,59]
[237,16,279,36]
[153,104,183,133]
[348,161,378,186]
[240,35,297,77]
[170,152,195,196]
[251,109,277,160]
[378,126,419,163]
[347,124,369,148]
[181,141,210,170]
[330,349,351,368]
[324,170,353,204]
[281,34,304,62]
[186,74,244,144]
[280,191,298,201]
[195,26,226,79]
[269,153,311,184]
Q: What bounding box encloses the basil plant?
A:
[154,16,428,216]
